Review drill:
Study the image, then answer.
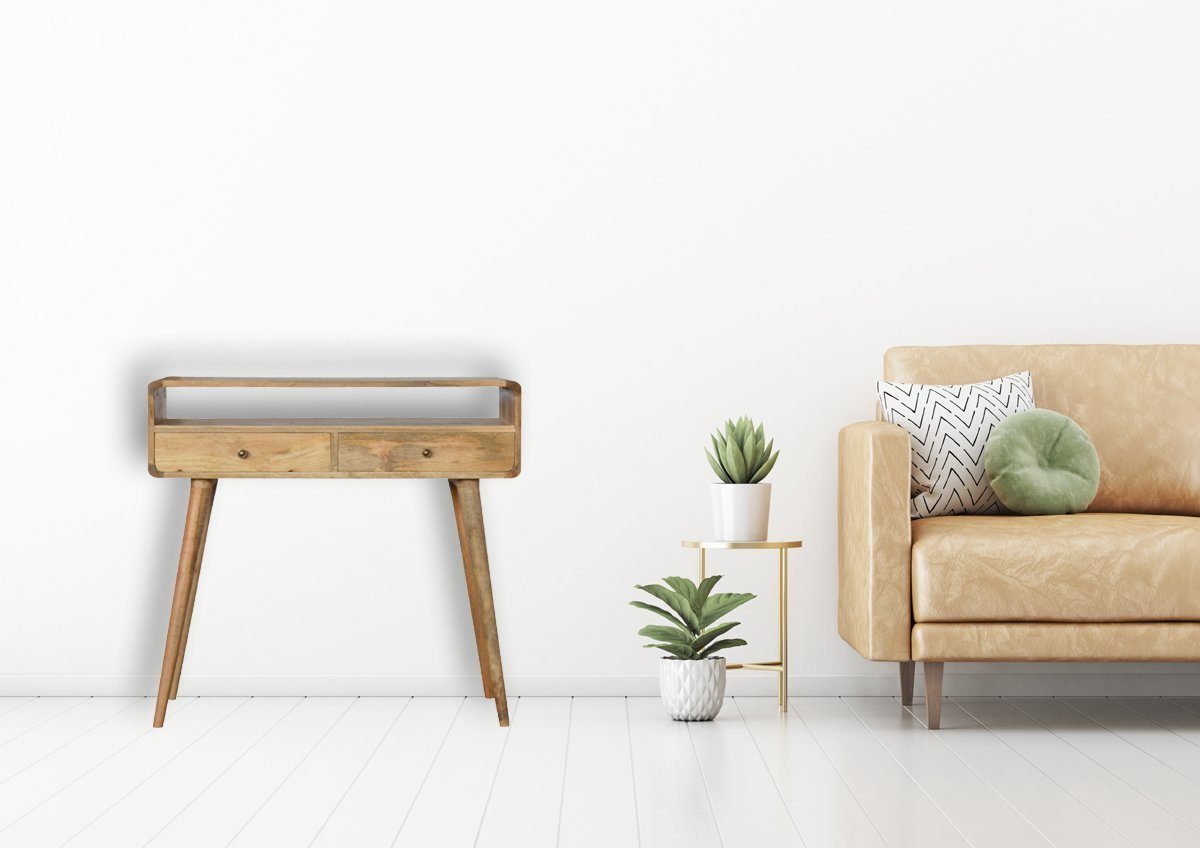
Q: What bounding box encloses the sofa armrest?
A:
[838,421,913,661]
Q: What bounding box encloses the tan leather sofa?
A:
[838,345,1200,728]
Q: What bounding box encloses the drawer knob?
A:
[237,449,249,459]
[422,448,433,458]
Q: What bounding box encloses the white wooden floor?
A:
[2,696,1200,847]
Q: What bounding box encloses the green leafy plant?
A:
[705,416,780,484]
[631,575,755,660]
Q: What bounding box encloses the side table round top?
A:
[681,539,803,550]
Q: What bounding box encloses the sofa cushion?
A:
[878,371,1034,519]
[884,345,1200,517]
[983,409,1100,515]
[912,623,1200,662]
[911,513,1200,622]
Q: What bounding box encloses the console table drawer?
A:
[154,432,333,475]
[338,431,516,475]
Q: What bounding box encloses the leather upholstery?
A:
[884,345,1200,517]
[913,622,1200,662]
[838,345,1200,667]
[837,421,912,660]
[912,514,1200,622]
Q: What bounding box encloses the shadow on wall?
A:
[122,341,517,454]
[123,341,517,687]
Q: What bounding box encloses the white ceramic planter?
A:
[711,483,771,541]
[659,657,727,721]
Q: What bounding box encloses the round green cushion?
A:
[983,409,1100,515]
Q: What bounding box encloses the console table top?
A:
[147,377,522,479]
[149,377,519,389]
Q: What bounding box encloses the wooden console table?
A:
[147,378,521,728]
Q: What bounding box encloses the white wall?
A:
[3,1,1199,697]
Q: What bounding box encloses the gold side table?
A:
[682,539,802,710]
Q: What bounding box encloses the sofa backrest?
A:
[883,345,1200,517]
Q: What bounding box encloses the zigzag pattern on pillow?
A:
[877,371,1035,518]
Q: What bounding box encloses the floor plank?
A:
[737,697,885,848]
[955,697,1199,847]
[393,697,518,848]
[1167,698,1200,717]
[845,696,1051,848]
[1010,697,1200,832]
[556,697,640,848]
[0,697,88,746]
[0,698,36,719]
[1116,697,1200,747]
[627,697,721,848]
[310,697,462,847]
[790,697,969,848]
[1063,697,1200,785]
[912,699,1128,848]
[146,697,355,847]
[687,698,804,848]
[0,698,183,831]
[476,697,572,848]
[231,698,408,846]
[4,695,1200,847]
[65,697,303,847]
[0,697,243,848]
[0,697,141,783]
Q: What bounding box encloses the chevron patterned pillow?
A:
[877,371,1035,518]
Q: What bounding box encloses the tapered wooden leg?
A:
[168,480,216,700]
[899,661,915,706]
[154,479,217,728]
[450,480,493,699]
[924,662,944,730]
[449,479,508,726]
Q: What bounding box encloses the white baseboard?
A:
[4,672,1200,697]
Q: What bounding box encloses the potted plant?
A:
[705,416,780,541]
[631,575,755,720]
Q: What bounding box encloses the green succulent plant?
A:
[631,575,755,660]
[705,416,780,484]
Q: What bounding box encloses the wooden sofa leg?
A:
[899,661,915,706]
[924,662,944,729]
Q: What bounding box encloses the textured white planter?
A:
[659,657,726,721]
[711,483,771,541]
